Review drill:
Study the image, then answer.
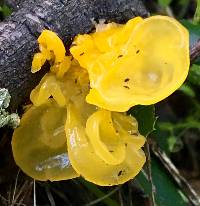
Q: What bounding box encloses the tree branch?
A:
[4,0,24,11]
[0,0,148,111]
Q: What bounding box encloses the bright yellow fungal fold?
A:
[38,30,66,63]
[31,30,69,79]
[86,110,126,165]
[12,15,189,185]
[70,16,190,112]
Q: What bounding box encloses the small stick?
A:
[190,40,200,63]
[151,142,200,206]
[145,140,156,206]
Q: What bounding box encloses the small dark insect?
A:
[118,54,123,58]
[124,78,130,82]
[80,52,85,56]
[109,150,114,153]
[136,49,140,54]
[118,170,123,176]
[125,143,127,147]
[123,85,130,89]
[74,79,78,84]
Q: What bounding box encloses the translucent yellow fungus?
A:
[30,63,89,107]
[31,53,47,73]
[31,29,68,77]
[92,17,143,52]
[38,30,66,63]
[85,110,126,165]
[30,73,67,107]
[12,15,189,185]
[56,56,71,79]
[65,103,145,186]
[70,16,190,112]
[13,59,96,181]
[12,99,79,181]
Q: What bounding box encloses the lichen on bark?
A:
[0,88,20,128]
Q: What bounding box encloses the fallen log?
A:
[0,0,148,111]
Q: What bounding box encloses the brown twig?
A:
[144,140,156,206]
[151,142,200,206]
[190,40,200,63]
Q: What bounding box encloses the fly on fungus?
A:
[12,15,189,186]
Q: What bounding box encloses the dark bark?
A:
[4,0,24,10]
[0,0,148,111]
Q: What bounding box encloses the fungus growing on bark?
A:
[12,15,189,185]
[70,16,190,112]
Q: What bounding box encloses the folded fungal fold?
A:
[12,15,189,185]
[70,16,189,112]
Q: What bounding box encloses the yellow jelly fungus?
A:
[32,53,47,73]
[12,99,79,181]
[56,56,72,79]
[13,62,95,181]
[13,16,188,185]
[65,103,145,186]
[38,30,66,63]
[31,30,67,75]
[39,44,52,60]
[30,73,67,107]
[30,64,90,107]
[86,110,126,165]
[92,17,143,52]
[112,112,146,150]
[70,16,190,112]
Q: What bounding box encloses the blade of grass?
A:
[33,180,36,206]
[45,184,56,206]
[194,0,200,24]
[79,179,119,206]
[84,186,120,206]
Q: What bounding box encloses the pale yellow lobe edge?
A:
[85,110,126,165]
[65,103,146,186]
[12,99,79,181]
[92,16,143,52]
[112,113,146,150]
